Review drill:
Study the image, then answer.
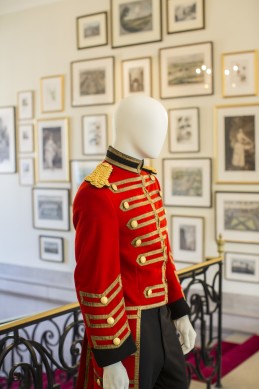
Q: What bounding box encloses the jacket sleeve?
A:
[73,183,137,367]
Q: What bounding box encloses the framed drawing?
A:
[39,236,64,263]
[32,188,70,231]
[111,0,162,48]
[36,118,70,183]
[40,75,64,113]
[167,0,205,34]
[122,57,152,97]
[163,158,212,207]
[215,191,259,244]
[160,42,213,99]
[19,157,34,186]
[215,103,259,184]
[169,107,200,153]
[18,124,34,153]
[225,252,259,283]
[77,12,108,49]
[71,57,114,107]
[171,215,204,263]
[17,91,34,120]
[222,50,258,97]
[0,106,16,174]
[82,114,108,155]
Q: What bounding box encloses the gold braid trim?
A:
[85,162,113,188]
[143,165,157,174]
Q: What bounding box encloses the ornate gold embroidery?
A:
[79,276,122,307]
[91,322,130,349]
[85,162,113,188]
[85,300,125,328]
[144,284,166,299]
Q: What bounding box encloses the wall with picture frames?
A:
[0,0,259,322]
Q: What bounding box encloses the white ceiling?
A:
[0,0,63,15]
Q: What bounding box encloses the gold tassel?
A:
[85,162,113,188]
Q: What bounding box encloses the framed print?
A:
[163,158,212,207]
[225,252,259,283]
[40,75,64,113]
[216,191,259,244]
[33,188,70,231]
[19,157,34,186]
[222,50,258,97]
[167,0,205,34]
[215,103,259,184]
[111,0,162,48]
[169,107,200,153]
[39,236,64,263]
[0,106,16,174]
[160,42,213,99]
[71,57,114,107]
[171,215,204,263]
[17,91,34,120]
[77,12,108,49]
[82,115,107,156]
[70,159,102,204]
[122,57,152,97]
[36,118,70,183]
[18,124,34,153]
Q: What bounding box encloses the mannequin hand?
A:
[174,315,196,355]
[103,361,129,389]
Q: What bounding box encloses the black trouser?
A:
[139,305,188,389]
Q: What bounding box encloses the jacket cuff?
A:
[92,333,137,368]
[168,297,190,320]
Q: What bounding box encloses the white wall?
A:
[0,0,259,311]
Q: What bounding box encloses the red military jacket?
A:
[73,146,190,389]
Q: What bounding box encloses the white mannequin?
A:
[103,96,196,389]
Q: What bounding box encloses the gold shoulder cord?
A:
[85,162,113,188]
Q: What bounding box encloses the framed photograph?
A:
[18,124,34,153]
[77,12,108,49]
[171,215,204,263]
[71,57,114,107]
[0,106,16,174]
[215,103,259,184]
[40,75,64,113]
[122,57,152,97]
[70,159,102,204]
[19,157,34,186]
[17,91,34,120]
[216,191,259,244]
[222,50,258,97]
[111,0,162,48]
[82,114,107,155]
[225,252,259,283]
[167,0,205,34]
[163,158,212,207]
[32,188,70,231]
[36,118,70,183]
[169,107,200,153]
[39,235,64,263]
[160,41,213,99]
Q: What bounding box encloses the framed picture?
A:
[19,157,34,186]
[167,0,205,34]
[215,191,259,244]
[215,103,259,184]
[222,50,258,97]
[70,159,102,204]
[111,0,162,48]
[77,12,108,49]
[36,118,70,183]
[40,75,64,113]
[18,124,34,153]
[0,106,16,174]
[17,91,34,120]
[225,252,259,283]
[163,158,212,207]
[32,188,70,231]
[171,215,204,263]
[122,57,152,97]
[71,57,114,107]
[82,114,107,155]
[160,42,213,99]
[169,107,200,153]
[39,235,64,263]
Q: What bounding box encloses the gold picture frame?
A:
[40,75,65,113]
[17,90,34,120]
[121,57,152,98]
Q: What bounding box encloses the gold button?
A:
[147,289,152,297]
[131,220,138,228]
[107,317,115,325]
[97,379,101,386]
[100,296,108,305]
[135,239,142,247]
[113,337,121,346]
[111,184,117,191]
[123,201,129,209]
[150,175,156,181]
[140,256,146,264]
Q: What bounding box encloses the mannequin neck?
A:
[113,138,146,160]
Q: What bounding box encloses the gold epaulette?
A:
[85,162,113,188]
[142,165,157,174]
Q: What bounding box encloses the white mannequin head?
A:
[113,96,168,159]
